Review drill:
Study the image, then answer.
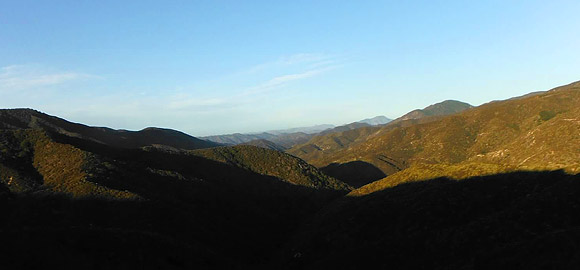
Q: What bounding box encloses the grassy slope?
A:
[0,129,138,199]
[287,100,475,174]
[350,82,580,196]
[289,81,580,184]
[192,145,351,191]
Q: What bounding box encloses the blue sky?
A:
[1,0,579,136]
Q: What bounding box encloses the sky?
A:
[1,0,579,136]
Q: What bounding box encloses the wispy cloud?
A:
[236,53,344,97]
[240,53,338,75]
[167,53,344,111]
[242,65,338,96]
[0,64,98,90]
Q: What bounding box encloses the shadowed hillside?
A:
[320,161,386,188]
[0,114,350,269]
[192,145,351,190]
[279,170,580,269]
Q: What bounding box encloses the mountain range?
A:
[287,99,475,186]
[201,116,393,150]
[1,81,579,269]
[200,124,334,147]
[289,84,580,190]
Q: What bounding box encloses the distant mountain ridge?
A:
[202,117,390,148]
[357,115,392,125]
[242,139,287,151]
[201,131,315,149]
[202,116,393,149]
[200,124,336,147]
[265,124,335,135]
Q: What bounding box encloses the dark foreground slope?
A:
[0,123,349,269]
[279,170,580,270]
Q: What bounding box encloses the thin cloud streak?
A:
[239,53,336,75]
[168,54,344,111]
[0,64,98,90]
[240,64,342,97]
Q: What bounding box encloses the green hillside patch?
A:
[192,145,351,191]
[539,110,557,121]
[0,129,139,199]
[349,162,515,196]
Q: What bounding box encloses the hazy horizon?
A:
[2,1,579,136]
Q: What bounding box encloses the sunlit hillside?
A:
[289,81,580,189]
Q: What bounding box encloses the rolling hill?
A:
[0,109,219,150]
[287,99,475,184]
[192,145,350,190]
[0,111,350,269]
[288,82,580,188]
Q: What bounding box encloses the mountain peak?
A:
[396,100,472,121]
[357,115,392,126]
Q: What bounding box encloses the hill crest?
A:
[0,108,219,150]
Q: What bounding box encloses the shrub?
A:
[539,110,556,121]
